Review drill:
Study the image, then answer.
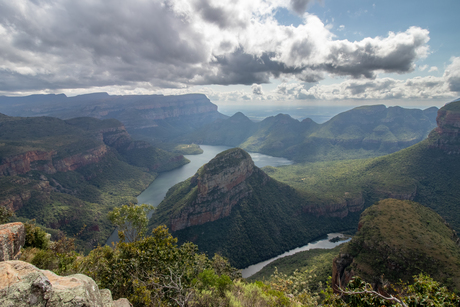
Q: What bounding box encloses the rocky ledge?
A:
[0,223,131,307]
[0,260,130,307]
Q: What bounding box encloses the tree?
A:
[0,206,14,224]
[108,203,154,243]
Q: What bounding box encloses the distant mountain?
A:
[174,112,258,146]
[333,199,460,291]
[266,99,460,233]
[0,113,188,250]
[179,105,438,162]
[149,148,360,268]
[0,93,228,143]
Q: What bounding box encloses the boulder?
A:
[0,222,25,261]
[0,260,129,307]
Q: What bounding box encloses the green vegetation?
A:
[265,136,460,232]
[108,203,154,243]
[0,206,14,224]
[340,199,460,290]
[0,113,188,250]
[151,148,360,268]
[248,246,342,291]
[18,204,460,306]
[178,105,437,163]
[324,274,460,306]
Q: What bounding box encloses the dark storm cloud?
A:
[199,48,304,85]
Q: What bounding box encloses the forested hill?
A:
[178,104,438,162]
[0,113,187,250]
[266,99,460,233]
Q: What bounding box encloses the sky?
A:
[0,0,459,108]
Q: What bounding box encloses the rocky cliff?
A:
[429,98,460,154]
[169,148,267,231]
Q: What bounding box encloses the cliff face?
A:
[0,145,109,176]
[170,149,266,231]
[429,99,460,153]
[303,194,364,218]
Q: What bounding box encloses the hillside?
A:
[333,199,460,291]
[179,105,438,162]
[0,114,188,250]
[266,99,460,232]
[150,148,360,268]
[0,93,228,145]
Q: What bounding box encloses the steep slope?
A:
[333,199,460,291]
[0,114,188,250]
[0,93,228,142]
[150,148,360,268]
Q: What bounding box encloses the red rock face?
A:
[0,151,56,176]
[170,149,262,232]
[0,222,25,261]
[0,145,109,177]
[303,194,365,218]
[429,107,460,154]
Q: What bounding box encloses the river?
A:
[241,233,351,278]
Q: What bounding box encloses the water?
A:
[106,145,293,244]
[241,233,351,278]
[218,105,354,123]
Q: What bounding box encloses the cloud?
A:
[0,0,431,93]
[428,66,438,72]
[419,65,428,71]
[444,57,460,92]
[252,84,263,95]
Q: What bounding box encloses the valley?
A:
[1,93,460,306]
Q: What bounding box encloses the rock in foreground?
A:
[0,260,130,307]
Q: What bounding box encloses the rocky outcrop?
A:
[53,145,108,173]
[170,148,267,231]
[0,178,53,212]
[429,99,460,154]
[303,193,364,218]
[0,260,131,307]
[0,145,109,177]
[0,223,25,261]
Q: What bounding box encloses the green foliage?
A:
[108,203,154,243]
[324,275,460,307]
[248,246,342,293]
[340,199,460,290]
[0,206,14,224]
[152,157,359,268]
[24,220,50,250]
